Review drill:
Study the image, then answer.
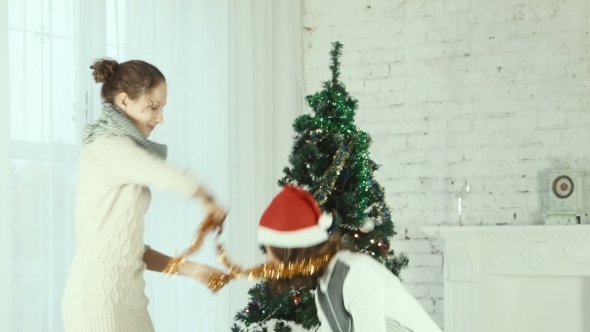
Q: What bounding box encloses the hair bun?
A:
[90,58,119,83]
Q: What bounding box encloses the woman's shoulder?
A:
[80,135,140,166]
[335,251,398,279]
[84,135,138,154]
[90,134,135,146]
[318,251,393,292]
[321,251,380,281]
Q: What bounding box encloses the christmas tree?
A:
[231,42,409,332]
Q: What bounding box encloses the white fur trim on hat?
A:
[258,213,333,249]
[318,212,333,229]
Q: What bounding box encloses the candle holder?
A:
[448,178,469,225]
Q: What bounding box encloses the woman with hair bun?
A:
[61,58,228,331]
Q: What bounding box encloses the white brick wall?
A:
[302,0,590,329]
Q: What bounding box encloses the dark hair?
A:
[266,233,349,293]
[90,58,166,105]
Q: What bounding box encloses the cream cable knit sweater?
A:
[61,135,200,332]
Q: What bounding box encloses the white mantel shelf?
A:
[422,225,590,332]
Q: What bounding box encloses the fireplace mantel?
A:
[423,225,590,332]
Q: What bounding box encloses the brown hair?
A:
[266,233,350,293]
[90,58,166,105]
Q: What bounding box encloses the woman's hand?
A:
[194,263,228,287]
[181,262,228,287]
[203,200,228,233]
[193,187,228,233]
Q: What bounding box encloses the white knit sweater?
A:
[61,135,200,332]
[315,250,442,332]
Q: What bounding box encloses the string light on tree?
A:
[290,289,301,306]
[245,301,258,315]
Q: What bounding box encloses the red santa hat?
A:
[257,185,333,248]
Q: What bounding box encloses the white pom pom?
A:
[318,212,333,230]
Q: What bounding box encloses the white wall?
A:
[302,0,590,328]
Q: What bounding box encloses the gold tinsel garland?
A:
[162,217,218,275]
[313,139,353,205]
[208,247,333,293]
[164,217,334,293]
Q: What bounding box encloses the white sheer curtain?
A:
[1,0,303,331]
[5,1,80,331]
[220,1,305,330]
[0,0,12,329]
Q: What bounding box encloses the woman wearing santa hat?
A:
[257,185,442,332]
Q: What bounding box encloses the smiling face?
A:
[114,82,168,137]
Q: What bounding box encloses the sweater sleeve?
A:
[342,265,387,332]
[93,135,201,198]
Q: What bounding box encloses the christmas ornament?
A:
[358,218,375,233]
[290,289,301,305]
